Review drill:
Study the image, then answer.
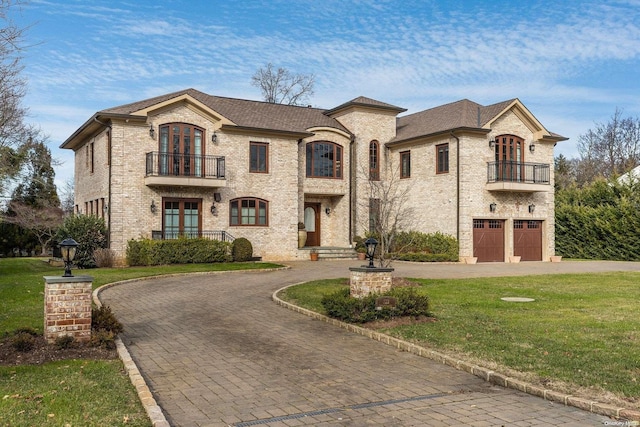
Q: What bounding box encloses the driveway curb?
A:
[272,283,640,423]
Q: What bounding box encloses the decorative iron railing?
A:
[145,152,225,179]
[487,161,550,185]
[151,230,235,242]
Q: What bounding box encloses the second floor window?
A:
[306,141,342,178]
[400,151,411,178]
[250,142,268,173]
[436,143,449,174]
[159,123,204,176]
[369,140,380,180]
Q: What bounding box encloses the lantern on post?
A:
[59,238,79,277]
[364,237,378,268]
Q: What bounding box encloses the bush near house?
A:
[555,179,640,260]
[55,215,107,268]
[321,287,430,323]
[390,231,458,262]
[232,237,253,262]
[126,238,232,266]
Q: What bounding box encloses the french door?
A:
[495,135,524,182]
[163,199,201,239]
[159,124,204,177]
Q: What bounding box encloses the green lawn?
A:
[279,273,640,408]
[0,257,282,427]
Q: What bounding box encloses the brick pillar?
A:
[43,276,93,344]
[349,267,395,298]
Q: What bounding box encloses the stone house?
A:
[61,88,566,263]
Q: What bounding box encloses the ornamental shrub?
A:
[321,286,430,323]
[91,305,123,335]
[55,215,107,269]
[390,231,458,262]
[232,237,253,262]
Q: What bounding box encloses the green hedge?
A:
[555,179,640,260]
[126,238,232,266]
[390,231,458,262]
[321,287,430,323]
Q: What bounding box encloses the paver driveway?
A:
[100,260,640,426]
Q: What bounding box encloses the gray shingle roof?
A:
[102,88,349,135]
[393,98,517,143]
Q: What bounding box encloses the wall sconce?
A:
[212,132,218,143]
[149,124,155,139]
[529,204,536,213]
[103,204,109,215]
[489,202,497,213]
[489,138,496,149]
[210,204,217,215]
[325,207,331,215]
[150,200,157,214]
[529,143,536,153]
[210,193,221,215]
[59,237,78,277]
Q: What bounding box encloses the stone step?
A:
[302,247,358,260]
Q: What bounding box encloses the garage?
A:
[513,220,543,261]
[473,219,505,262]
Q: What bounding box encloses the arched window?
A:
[158,123,204,177]
[494,134,524,181]
[369,140,380,180]
[229,197,268,226]
[306,141,342,178]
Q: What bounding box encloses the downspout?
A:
[94,117,112,248]
[349,134,356,245]
[450,131,460,244]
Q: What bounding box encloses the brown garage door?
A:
[514,220,542,261]
[473,219,505,262]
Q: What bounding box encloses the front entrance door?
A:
[304,203,320,246]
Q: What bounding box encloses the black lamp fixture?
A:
[529,204,536,213]
[212,132,218,143]
[325,207,331,215]
[489,202,497,213]
[529,143,536,153]
[364,237,378,268]
[150,200,157,214]
[149,124,155,139]
[59,237,79,277]
[210,193,221,215]
[210,204,217,215]
[489,138,496,149]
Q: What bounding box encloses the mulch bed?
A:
[0,335,117,366]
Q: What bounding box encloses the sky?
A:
[10,0,640,190]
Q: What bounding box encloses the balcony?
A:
[145,152,226,188]
[486,161,550,192]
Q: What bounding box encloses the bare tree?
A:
[576,108,640,183]
[0,0,36,197]
[359,163,415,268]
[251,63,315,106]
[5,201,63,255]
[59,177,74,215]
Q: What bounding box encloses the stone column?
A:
[43,276,93,344]
[348,267,394,298]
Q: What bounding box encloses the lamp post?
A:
[59,238,79,277]
[364,237,378,268]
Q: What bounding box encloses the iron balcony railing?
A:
[145,152,225,179]
[487,161,550,185]
[151,230,235,242]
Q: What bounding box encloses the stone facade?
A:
[349,267,394,298]
[62,90,565,264]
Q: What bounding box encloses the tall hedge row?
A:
[126,238,232,266]
[555,179,640,260]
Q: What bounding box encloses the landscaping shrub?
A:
[55,334,75,349]
[321,286,430,323]
[91,305,123,335]
[232,237,253,262]
[126,237,232,266]
[55,215,107,268]
[94,248,116,267]
[390,231,458,262]
[11,331,35,352]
